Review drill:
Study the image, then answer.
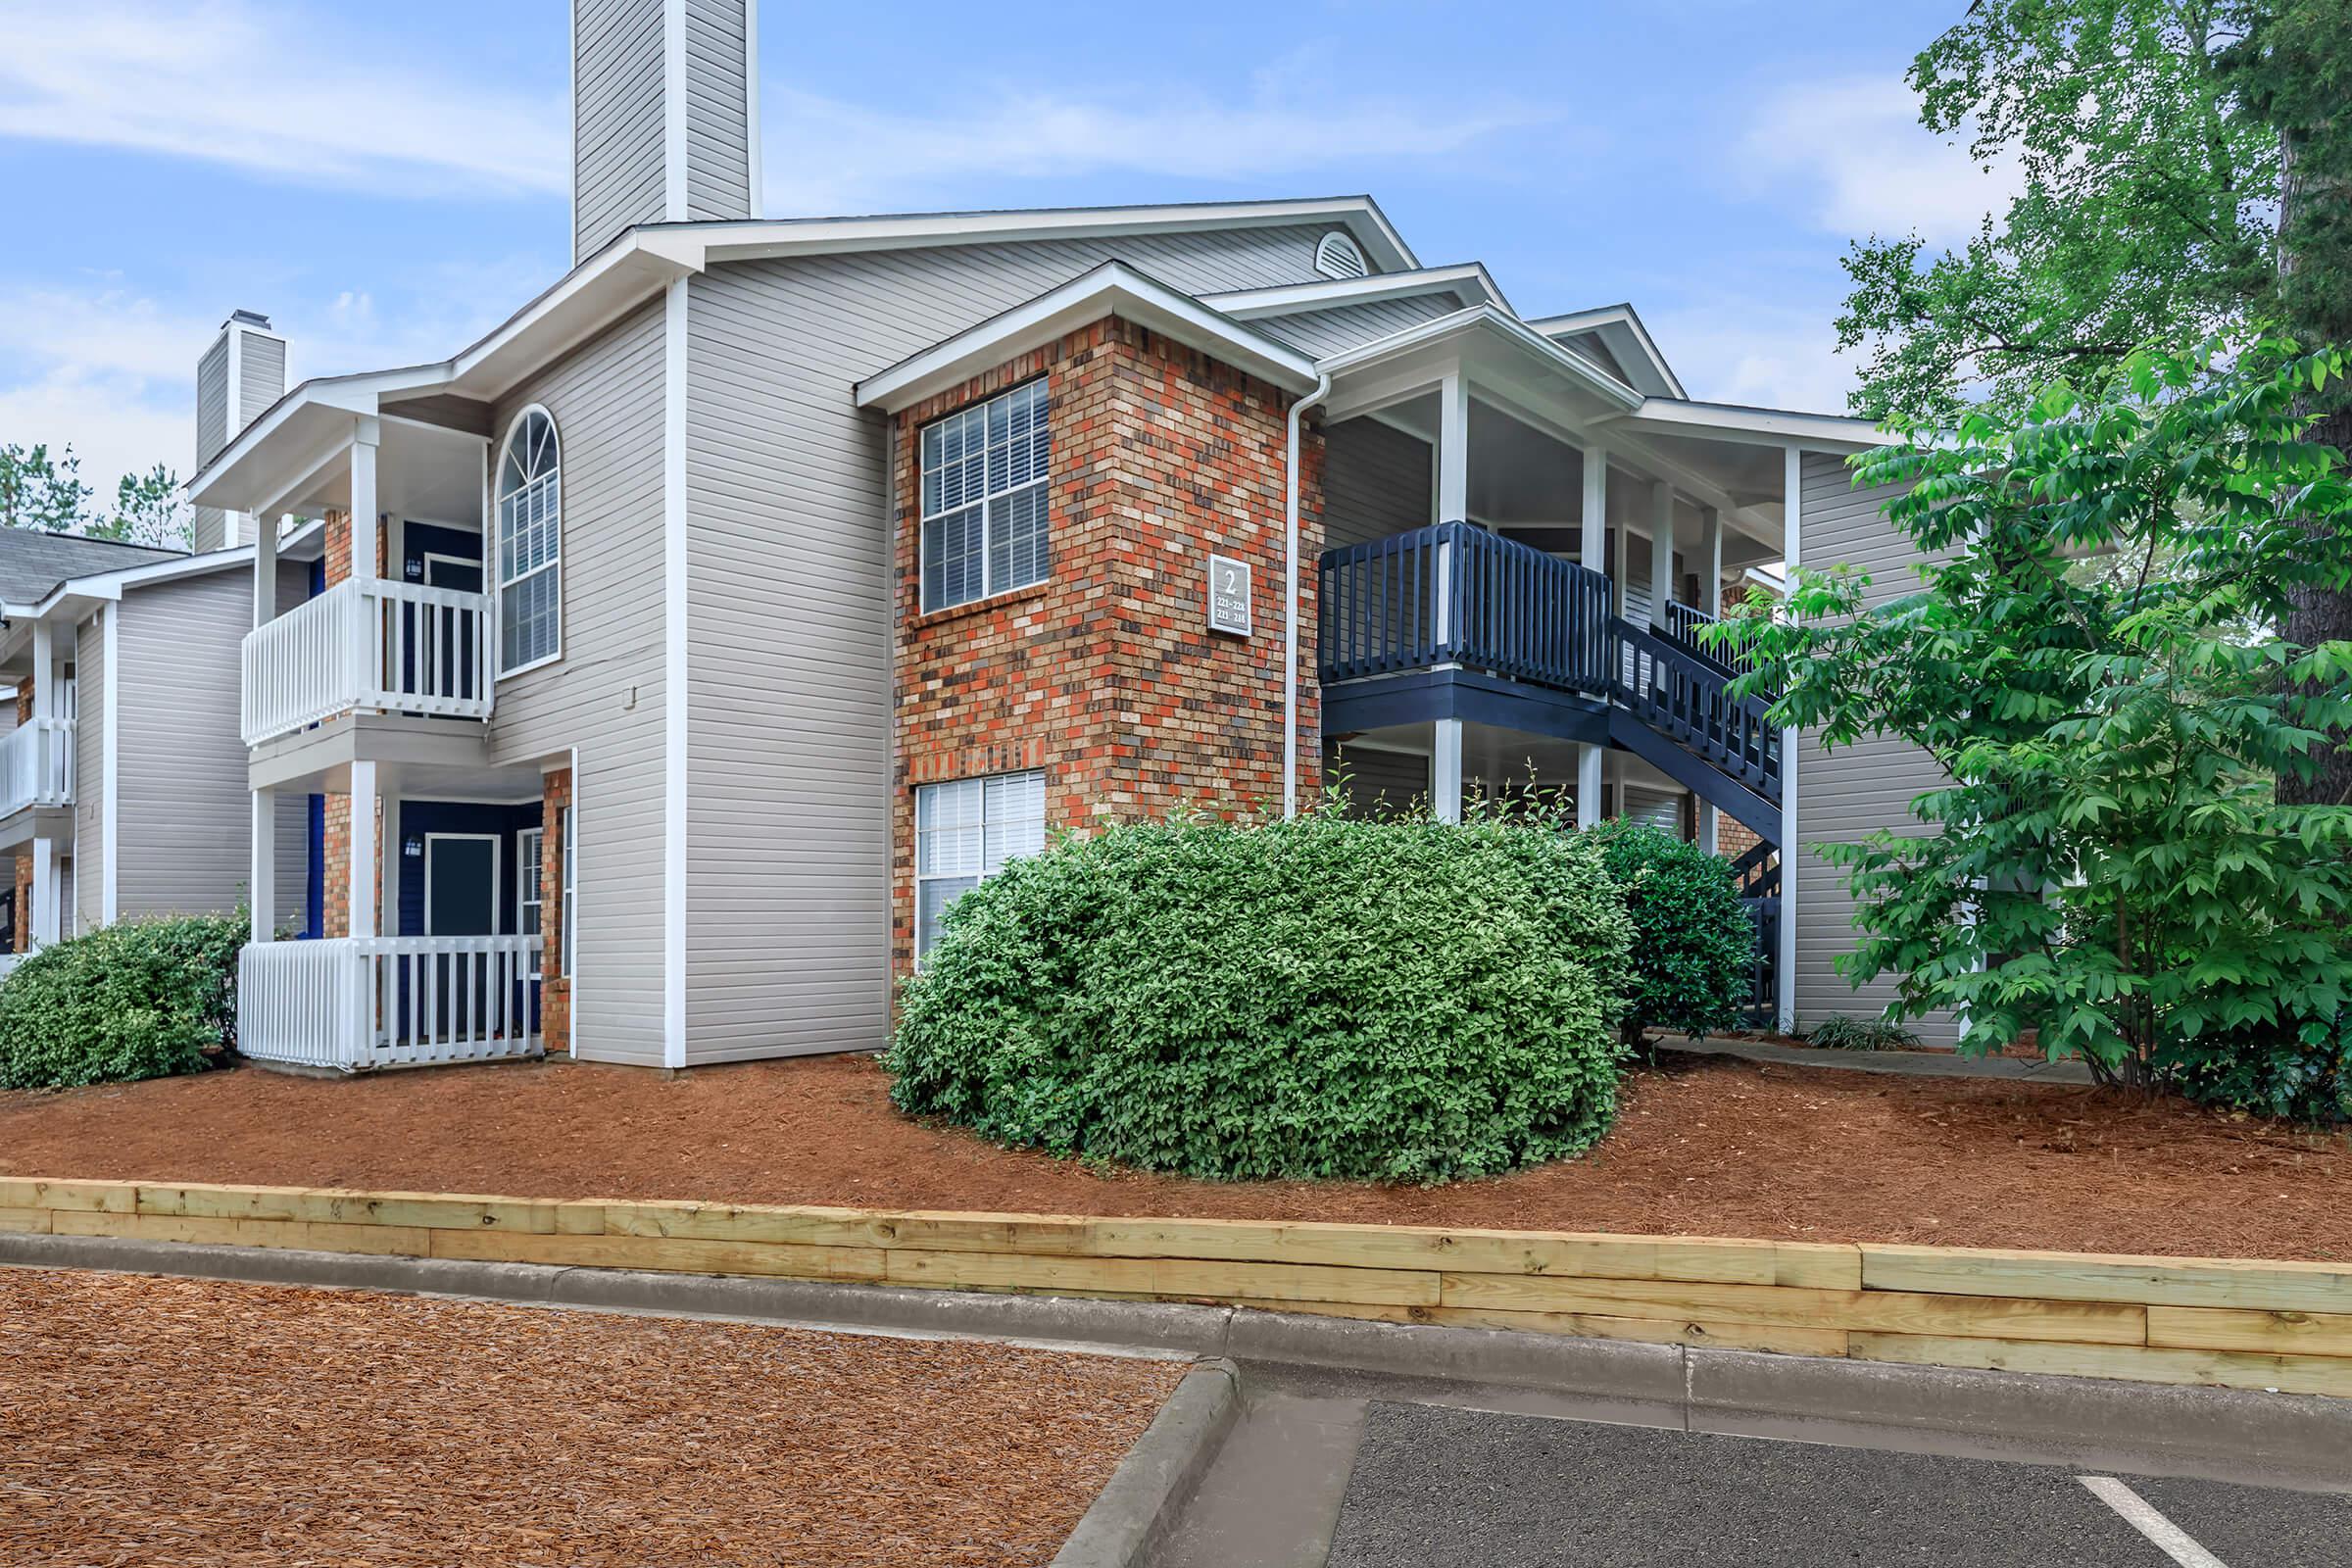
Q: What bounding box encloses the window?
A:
[914,770,1046,959]
[920,379,1049,611]
[560,804,576,977]
[1313,230,1368,281]
[517,827,544,978]
[496,407,562,674]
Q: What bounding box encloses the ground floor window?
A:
[914,770,1046,960]
[517,827,543,978]
[560,805,575,977]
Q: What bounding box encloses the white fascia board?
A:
[689,195,1418,273]
[23,546,257,621]
[1317,306,1645,413]
[855,262,1321,413]
[1618,396,1893,451]
[1524,304,1687,400]
[1200,264,1509,321]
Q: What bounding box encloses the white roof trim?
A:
[1524,304,1687,400]
[855,261,1321,414]
[1200,264,1510,321]
[1619,396,1892,450]
[1315,305,1645,412]
[687,196,1418,273]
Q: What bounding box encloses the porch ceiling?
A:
[190,410,486,527]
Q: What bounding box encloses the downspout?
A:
[1283,371,1332,819]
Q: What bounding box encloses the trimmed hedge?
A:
[1592,821,1754,1047]
[886,814,1634,1183]
[0,913,244,1090]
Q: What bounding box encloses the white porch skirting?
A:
[239,935,543,1070]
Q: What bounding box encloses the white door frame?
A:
[421,832,502,937]
[421,551,481,588]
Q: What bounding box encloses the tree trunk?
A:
[2278,125,2352,808]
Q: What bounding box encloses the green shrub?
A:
[0,913,245,1090]
[886,813,1634,1184]
[1804,1014,1923,1052]
[1591,821,1754,1048]
[2159,1012,2352,1126]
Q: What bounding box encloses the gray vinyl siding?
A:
[238,331,285,429]
[488,300,668,1065]
[682,0,753,221]
[1791,450,1960,1046]
[73,614,103,929]
[676,223,1338,1062]
[384,391,495,438]
[1255,292,1464,359]
[1323,416,1431,549]
[572,0,666,263]
[1327,742,1426,816]
[195,337,230,466]
[113,572,259,920]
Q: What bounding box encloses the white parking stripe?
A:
[2080,1476,2231,1567]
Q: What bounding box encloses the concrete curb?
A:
[1052,1359,1240,1568]
[9,1231,2350,1492]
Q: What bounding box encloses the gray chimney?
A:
[571,0,761,265]
[192,310,287,553]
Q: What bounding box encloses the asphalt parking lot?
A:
[1323,1401,2352,1567]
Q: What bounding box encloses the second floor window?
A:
[920,378,1049,612]
[497,407,563,674]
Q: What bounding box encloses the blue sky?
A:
[0,0,2012,502]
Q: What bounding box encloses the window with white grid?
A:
[920,379,1050,611]
[496,408,562,674]
[914,769,1046,959]
[517,827,544,979]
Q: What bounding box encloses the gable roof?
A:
[1522,304,1686,400]
[0,531,183,610]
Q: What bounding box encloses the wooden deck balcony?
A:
[240,579,493,749]
[0,716,74,821]
[239,935,543,1071]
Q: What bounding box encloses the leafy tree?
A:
[1838,0,2276,425]
[1728,344,2352,1091]
[0,443,94,532]
[89,463,191,550]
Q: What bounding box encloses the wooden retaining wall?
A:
[5,1178,2350,1397]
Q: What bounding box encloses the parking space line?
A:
[2079,1477,2230,1568]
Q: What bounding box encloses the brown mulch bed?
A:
[2,1053,2347,1261]
[0,1267,1182,1567]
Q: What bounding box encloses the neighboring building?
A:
[187,0,1954,1073]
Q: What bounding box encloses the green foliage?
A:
[1591,820,1753,1047]
[1838,0,2278,424]
[1731,343,2352,1091]
[87,464,190,549]
[0,443,95,533]
[886,813,1634,1184]
[0,914,246,1090]
[2224,0,2352,350]
[2160,1010,2352,1123]
[1804,1015,1924,1053]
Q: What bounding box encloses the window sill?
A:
[909,581,1050,631]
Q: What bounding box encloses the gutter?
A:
[1283,371,1331,819]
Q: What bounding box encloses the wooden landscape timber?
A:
[5,1177,2349,1397]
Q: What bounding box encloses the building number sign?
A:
[1207,554,1251,638]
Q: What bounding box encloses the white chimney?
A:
[192,309,287,553]
[571,0,761,265]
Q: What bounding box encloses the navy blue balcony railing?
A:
[1317,521,1613,696]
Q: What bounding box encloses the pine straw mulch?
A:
[0,1267,1183,1568]
[3,1051,2349,1261]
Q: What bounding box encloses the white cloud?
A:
[1648,296,1858,416]
[761,81,1556,214]
[0,2,565,196]
[1740,77,2020,246]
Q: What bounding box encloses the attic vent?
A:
[1313,230,1368,280]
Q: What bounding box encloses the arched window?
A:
[1313,230,1368,281]
[495,407,562,674]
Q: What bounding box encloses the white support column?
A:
[1436,368,1470,524]
[349,417,380,584]
[1650,485,1676,628]
[1578,444,1608,831]
[250,789,276,944]
[253,498,277,628]
[1777,445,1803,1032]
[29,621,52,722]
[1698,505,1722,853]
[348,760,378,941]
[30,837,58,948]
[1432,718,1463,824]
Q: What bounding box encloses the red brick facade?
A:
[540,766,572,1054]
[317,508,387,936]
[888,317,1324,974]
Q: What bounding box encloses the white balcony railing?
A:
[239,935,543,1070]
[0,716,74,818]
[241,578,494,747]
